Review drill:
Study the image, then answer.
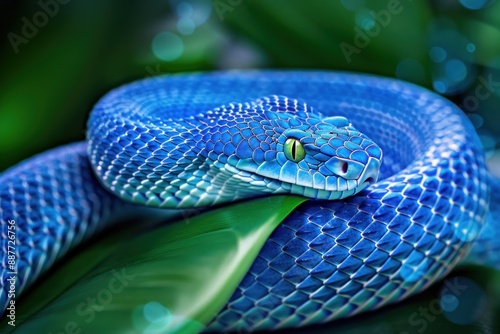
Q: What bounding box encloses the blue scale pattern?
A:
[0,143,129,311]
[0,71,497,332]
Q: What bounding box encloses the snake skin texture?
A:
[0,143,128,308]
[0,71,498,332]
[87,94,381,207]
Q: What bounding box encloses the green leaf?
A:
[0,196,306,334]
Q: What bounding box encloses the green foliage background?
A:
[1,0,499,172]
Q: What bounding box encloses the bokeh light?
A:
[444,59,467,82]
[440,293,459,312]
[433,80,447,94]
[459,0,489,10]
[466,42,476,53]
[428,23,477,95]
[439,277,486,325]
[174,1,209,35]
[177,18,196,35]
[429,46,447,63]
[132,302,172,333]
[172,0,211,26]
[355,10,375,30]
[340,0,365,11]
[468,113,484,129]
[176,2,193,17]
[151,32,184,61]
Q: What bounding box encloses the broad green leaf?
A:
[0,196,306,334]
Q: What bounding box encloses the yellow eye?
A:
[284,138,305,162]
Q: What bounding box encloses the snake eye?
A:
[284,138,305,162]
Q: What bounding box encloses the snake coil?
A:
[1,71,498,332]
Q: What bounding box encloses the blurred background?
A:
[0,0,499,174]
[1,1,499,332]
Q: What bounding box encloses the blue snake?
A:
[1,71,499,332]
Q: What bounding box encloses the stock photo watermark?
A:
[213,0,243,21]
[5,219,17,327]
[461,74,500,112]
[47,268,136,334]
[7,0,70,54]
[400,276,485,334]
[340,0,413,64]
[145,64,166,78]
[144,64,172,84]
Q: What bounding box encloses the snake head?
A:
[221,96,383,200]
[274,118,382,199]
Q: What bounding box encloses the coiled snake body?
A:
[1,71,499,331]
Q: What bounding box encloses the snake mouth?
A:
[279,181,369,200]
[278,157,381,200]
[229,156,381,201]
[278,173,378,200]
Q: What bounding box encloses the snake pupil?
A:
[284,138,305,162]
[341,162,348,174]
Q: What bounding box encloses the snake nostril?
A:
[341,162,348,174]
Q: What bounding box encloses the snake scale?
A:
[1,71,499,332]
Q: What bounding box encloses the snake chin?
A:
[233,157,380,201]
